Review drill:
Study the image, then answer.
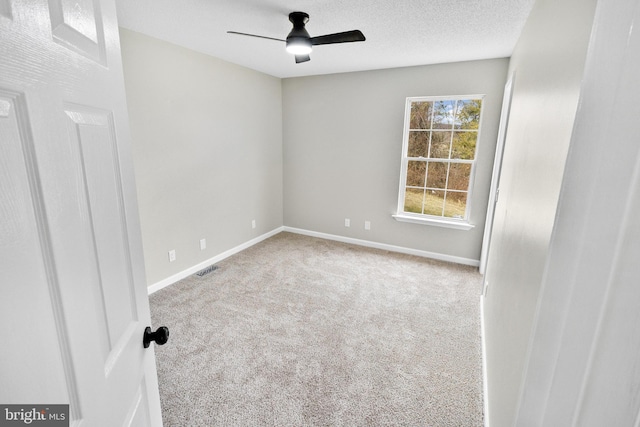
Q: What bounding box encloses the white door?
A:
[0,0,163,425]
[479,73,515,276]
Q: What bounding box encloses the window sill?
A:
[392,214,475,230]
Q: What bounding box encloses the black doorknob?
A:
[143,326,169,348]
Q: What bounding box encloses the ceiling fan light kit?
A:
[285,39,312,55]
[228,11,365,64]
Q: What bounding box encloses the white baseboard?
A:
[147,226,284,295]
[148,225,480,295]
[283,226,480,267]
[481,295,490,427]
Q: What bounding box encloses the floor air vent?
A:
[195,265,219,277]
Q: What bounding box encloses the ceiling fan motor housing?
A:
[286,12,312,53]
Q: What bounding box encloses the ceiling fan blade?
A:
[310,30,365,46]
[295,54,311,64]
[227,31,285,43]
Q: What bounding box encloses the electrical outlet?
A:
[199,239,206,251]
[251,219,256,229]
[345,218,350,227]
[168,250,176,262]
[483,280,489,296]
[364,220,371,230]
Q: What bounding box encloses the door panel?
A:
[64,106,137,350]
[0,88,72,405]
[49,0,107,64]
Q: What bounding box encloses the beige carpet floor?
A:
[150,232,484,426]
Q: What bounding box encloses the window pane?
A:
[424,190,445,216]
[451,131,477,160]
[406,160,427,187]
[444,192,467,218]
[455,99,482,130]
[408,131,429,157]
[452,100,464,130]
[426,161,448,189]
[432,100,455,129]
[404,188,424,213]
[448,163,472,191]
[409,101,432,129]
[429,131,452,159]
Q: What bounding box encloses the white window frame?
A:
[393,95,485,230]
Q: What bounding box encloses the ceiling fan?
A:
[227,12,366,64]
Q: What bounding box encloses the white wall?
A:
[120,29,283,286]
[282,59,508,262]
[516,0,640,424]
[481,0,597,425]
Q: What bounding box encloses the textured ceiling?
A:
[115,0,535,78]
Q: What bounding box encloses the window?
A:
[394,96,484,230]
